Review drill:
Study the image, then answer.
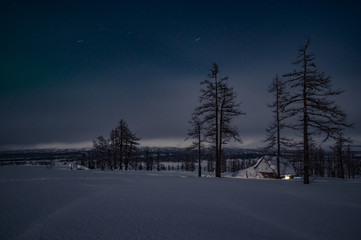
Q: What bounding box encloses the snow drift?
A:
[1,166,360,240]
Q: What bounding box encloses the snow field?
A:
[1,166,361,240]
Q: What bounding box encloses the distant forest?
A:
[1,147,361,180]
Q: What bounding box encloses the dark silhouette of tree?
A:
[186,112,204,177]
[312,146,325,177]
[144,147,153,171]
[196,63,244,177]
[207,150,215,172]
[115,119,128,170]
[124,128,140,170]
[93,119,140,171]
[283,39,352,184]
[156,148,161,171]
[218,80,244,167]
[265,74,293,178]
[93,135,109,170]
[331,133,352,179]
[345,144,356,179]
[110,129,117,170]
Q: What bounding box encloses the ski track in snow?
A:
[1,166,361,240]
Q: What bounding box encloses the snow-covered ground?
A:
[1,166,360,240]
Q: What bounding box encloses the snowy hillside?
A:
[1,166,360,240]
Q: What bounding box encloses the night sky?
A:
[1,0,361,150]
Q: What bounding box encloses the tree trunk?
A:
[215,74,220,178]
[339,143,344,179]
[276,87,281,178]
[198,126,202,177]
[119,141,123,170]
[303,55,310,184]
[219,104,223,177]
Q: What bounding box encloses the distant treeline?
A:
[0,149,87,166]
[2,147,360,178]
[87,146,361,178]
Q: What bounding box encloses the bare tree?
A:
[283,39,352,184]
[144,147,153,171]
[93,135,110,170]
[197,63,223,177]
[115,119,129,170]
[110,129,118,170]
[218,80,245,170]
[265,74,293,178]
[94,119,140,171]
[186,112,204,177]
[124,128,140,170]
[155,148,161,171]
[197,63,244,177]
[331,132,352,179]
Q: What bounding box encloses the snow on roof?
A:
[233,155,296,178]
[253,156,274,173]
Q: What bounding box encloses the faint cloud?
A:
[0,141,92,151]
[140,138,190,148]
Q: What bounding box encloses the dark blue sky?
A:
[1,0,361,149]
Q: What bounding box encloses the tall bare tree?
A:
[197,63,244,177]
[265,74,292,178]
[218,80,244,169]
[114,119,140,171]
[283,39,352,184]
